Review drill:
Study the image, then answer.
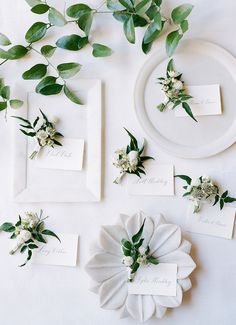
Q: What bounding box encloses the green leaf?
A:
[167,59,174,74]
[121,238,132,249]
[154,0,162,6]
[41,45,56,58]
[32,233,46,243]
[78,12,93,36]
[182,102,197,122]
[20,129,36,136]
[181,19,188,33]
[22,64,48,80]
[42,229,61,242]
[171,4,193,24]
[213,195,219,206]
[25,22,48,43]
[142,38,153,54]
[153,11,162,29]
[39,84,63,95]
[92,43,112,57]
[0,222,15,232]
[119,0,133,9]
[28,244,38,249]
[143,20,163,44]
[135,0,152,15]
[31,4,50,14]
[20,245,27,253]
[56,34,88,51]
[8,45,28,60]
[35,76,57,93]
[10,100,23,109]
[0,49,9,59]
[123,16,135,44]
[166,30,182,57]
[224,197,236,203]
[25,0,42,7]
[113,12,130,23]
[0,33,11,46]
[124,128,138,149]
[175,174,192,185]
[107,0,126,11]
[66,4,92,18]
[0,102,7,111]
[220,199,224,210]
[48,7,67,27]
[147,255,159,265]
[132,219,145,244]
[57,62,81,79]
[64,85,83,105]
[1,86,10,99]
[146,4,158,20]
[131,261,140,273]
[221,190,228,198]
[133,15,148,27]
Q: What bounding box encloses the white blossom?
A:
[173,80,183,90]
[138,246,146,256]
[127,150,139,167]
[122,256,134,267]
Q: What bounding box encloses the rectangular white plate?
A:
[128,263,177,296]
[127,163,174,196]
[175,84,221,117]
[32,233,79,267]
[186,204,235,239]
[12,79,102,202]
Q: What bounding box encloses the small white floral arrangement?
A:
[121,219,159,281]
[176,174,236,213]
[13,109,63,159]
[113,128,154,184]
[157,59,197,122]
[0,210,60,267]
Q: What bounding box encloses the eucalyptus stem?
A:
[0,59,8,66]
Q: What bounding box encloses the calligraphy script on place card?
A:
[35,138,84,171]
[32,233,78,267]
[186,205,235,239]
[128,263,177,296]
[175,84,221,117]
[127,164,174,196]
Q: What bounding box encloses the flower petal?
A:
[178,278,192,292]
[178,239,192,254]
[99,271,128,310]
[152,300,167,318]
[126,212,154,246]
[99,225,127,256]
[158,250,196,279]
[149,224,181,257]
[86,252,125,283]
[154,283,183,308]
[126,295,155,322]
[119,214,130,228]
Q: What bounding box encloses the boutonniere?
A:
[0,210,60,267]
[121,219,158,281]
[176,174,236,213]
[113,128,154,184]
[157,59,197,122]
[12,109,63,159]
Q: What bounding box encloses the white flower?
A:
[46,127,56,137]
[47,139,54,147]
[166,101,174,110]
[191,178,201,187]
[40,138,47,147]
[202,175,211,183]
[36,130,48,140]
[137,255,147,266]
[122,256,134,267]
[168,70,179,78]
[138,246,146,256]
[161,85,169,92]
[18,230,31,243]
[173,80,183,90]
[127,151,139,166]
[186,185,193,193]
[51,116,59,124]
[23,212,39,228]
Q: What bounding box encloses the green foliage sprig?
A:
[121,219,159,281]
[176,174,236,213]
[0,0,193,109]
[0,78,23,118]
[157,59,196,122]
[113,128,154,183]
[0,210,60,267]
[13,109,63,159]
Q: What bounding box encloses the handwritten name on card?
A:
[128,263,177,296]
[175,84,221,117]
[32,233,79,267]
[35,138,84,171]
[127,164,174,196]
[186,205,235,239]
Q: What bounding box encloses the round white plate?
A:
[134,39,236,158]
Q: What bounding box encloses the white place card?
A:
[175,84,221,117]
[127,164,174,196]
[32,233,79,267]
[128,263,177,296]
[35,138,84,171]
[186,205,235,239]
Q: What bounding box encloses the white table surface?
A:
[0,0,236,324]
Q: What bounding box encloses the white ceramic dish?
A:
[134,40,236,158]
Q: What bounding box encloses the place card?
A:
[35,138,84,171]
[186,205,235,239]
[127,163,174,196]
[128,263,177,296]
[175,84,221,117]
[32,233,79,267]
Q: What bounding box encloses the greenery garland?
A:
[0,0,193,110]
